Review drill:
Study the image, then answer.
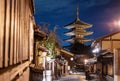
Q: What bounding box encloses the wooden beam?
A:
[102,39,120,41]
[10,61,30,80]
[60,49,74,56]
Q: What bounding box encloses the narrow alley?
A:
[0,0,120,81]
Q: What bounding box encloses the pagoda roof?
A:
[77,31,93,36]
[64,37,92,44]
[64,18,92,29]
[60,49,74,56]
[64,6,92,29]
[76,38,93,43]
[64,31,75,36]
[64,31,93,36]
[64,29,93,36]
[64,38,75,43]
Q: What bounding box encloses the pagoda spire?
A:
[76,4,80,21]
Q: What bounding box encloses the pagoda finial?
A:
[76,4,80,20]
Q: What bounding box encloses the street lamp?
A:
[92,43,100,57]
[114,19,120,27]
[70,57,73,61]
[92,48,100,54]
[84,59,88,64]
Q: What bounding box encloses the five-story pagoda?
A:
[64,7,93,45]
[64,6,94,71]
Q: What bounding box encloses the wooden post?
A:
[65,61,68,75]
[114,48,120,81]
[13,0,17,64]
[52,61,55,79]
[9,0,15,65]
[4,0,11,67]
[0,0,5,68]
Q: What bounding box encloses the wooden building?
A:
[33,25,47,65]
[0,0,35,81]
[60,49,74,73]
[92,31,120,80]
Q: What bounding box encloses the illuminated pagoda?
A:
[63,6,93,71]
[64,6,94,53]
[64,7,93,45]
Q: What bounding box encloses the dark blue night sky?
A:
[34,0,120,46]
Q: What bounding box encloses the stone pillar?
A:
[114,48,120,81]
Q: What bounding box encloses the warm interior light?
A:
[70,57,73,61]
[41,52,47,57]
[84,59,88,64]
[46,56,51,61]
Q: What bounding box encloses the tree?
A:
[42,26,61,58]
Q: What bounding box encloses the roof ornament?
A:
[76,3,80,21]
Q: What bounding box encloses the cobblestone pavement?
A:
[53,72,104,81]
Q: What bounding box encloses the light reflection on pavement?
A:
[54,72,98,81]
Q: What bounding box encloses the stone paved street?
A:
[53,72,105,81]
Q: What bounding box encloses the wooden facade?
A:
[0,0,34,81]
[92,31,120,80]
[95,31,120,52]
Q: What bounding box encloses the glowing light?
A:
[84,59,88,64]
[70,57,73,61]
[114,19,120,27]
[92,48,100,53]
[41,52,47,57]
[46,56,51,61]
[118,20,120,26]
